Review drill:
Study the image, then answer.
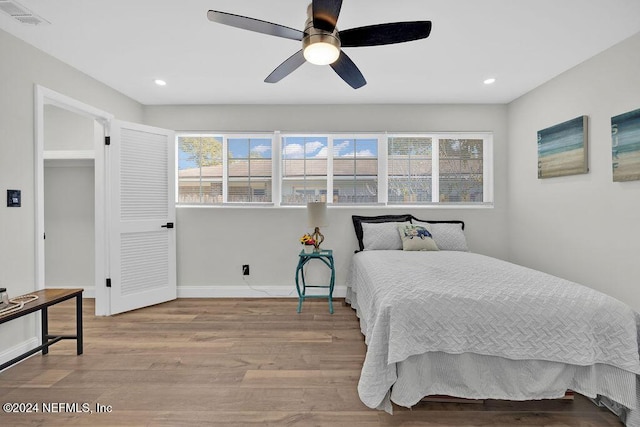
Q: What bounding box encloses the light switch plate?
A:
[7,189,21,207]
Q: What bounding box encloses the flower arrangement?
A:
[299,233,316,246]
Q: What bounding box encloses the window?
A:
[333,137,378,204]
[387,136,432,204]
[281,134,381,205]
[281,135,328,205]
[177,135,223,204]
[227,138,272,203]
[387,134,491,205]
[439,138,484,203]
[177,134,273,204]
[177,131,492,207]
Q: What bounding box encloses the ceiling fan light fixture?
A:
[207,3,432,88]
[303,42,340,65]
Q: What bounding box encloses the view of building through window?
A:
[227,138,272,203]
[439,139,484,203]
[281,136,328,205]
[388,136,433,204]
[333,138,378,204]
[176,132,491,206]
[177,135,223,204]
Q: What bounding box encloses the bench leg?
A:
[76,294,83,355]
[41,307,48,355]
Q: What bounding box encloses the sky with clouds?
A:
[179,136,378,169]
[282,137,377,159]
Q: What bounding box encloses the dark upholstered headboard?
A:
[352,214,465,252]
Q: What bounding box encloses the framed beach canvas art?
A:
[612,107,640,182]
[537,116,588,179]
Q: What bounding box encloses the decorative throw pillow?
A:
[397,224,439,251]
[413,220,469,251]
[361,221,409,250]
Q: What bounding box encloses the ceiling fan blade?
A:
[207,10,304,41]
[330,51,366,89]
[265,50,306,83]
[340,21,432,47]
[312,0,343,33]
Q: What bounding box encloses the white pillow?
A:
[412,220,469,251]
[362,221,409,250]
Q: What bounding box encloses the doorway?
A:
[43,105,96,297]
[35,86,177,316]
[35,86,112,315]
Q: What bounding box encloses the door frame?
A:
[34,85,113,315]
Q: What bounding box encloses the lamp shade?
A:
[307,201,328,228]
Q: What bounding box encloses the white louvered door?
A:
[109,120,176,315]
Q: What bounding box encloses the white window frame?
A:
[280,133,330,205]
[386,133,436,204]
[386,132,493,206]
[280,133,385,206]
[176,131,493,208]
[176,132,275,205]
[330,133,383,206]
[433,132,493,205]
[225,133,275,204]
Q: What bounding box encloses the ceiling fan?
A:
[207,0,432,89]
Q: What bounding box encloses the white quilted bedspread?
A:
[349,251,640,409]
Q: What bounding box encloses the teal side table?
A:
[295,249,335,314]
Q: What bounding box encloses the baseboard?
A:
[43,285,345,300]
[0,337,39,372]
[177,285,348,298]
[45,285,346,300]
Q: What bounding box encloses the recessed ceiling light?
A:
[484,78,496,85]
[154,79,167,86]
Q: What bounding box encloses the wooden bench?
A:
[0,288,83,371]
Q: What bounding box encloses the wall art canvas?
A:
[612,107,640,182]
[537,116,588,179]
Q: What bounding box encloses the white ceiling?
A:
[2,0,640,105]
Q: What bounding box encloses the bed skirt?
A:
[346,288,640,425]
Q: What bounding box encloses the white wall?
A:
[43,106,95,291]
[507,32,640,310]
[44,165,95,289]
[0,28,143,360]
[144,104,509,294]
[43,104,94,151]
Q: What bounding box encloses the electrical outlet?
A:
[242,264,250,276]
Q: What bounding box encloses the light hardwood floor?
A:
[0,298,623,426]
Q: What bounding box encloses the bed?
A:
[346,215,640,426]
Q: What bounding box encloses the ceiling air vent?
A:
[0,0,49,25]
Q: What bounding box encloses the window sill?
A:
[176,202,494,209]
